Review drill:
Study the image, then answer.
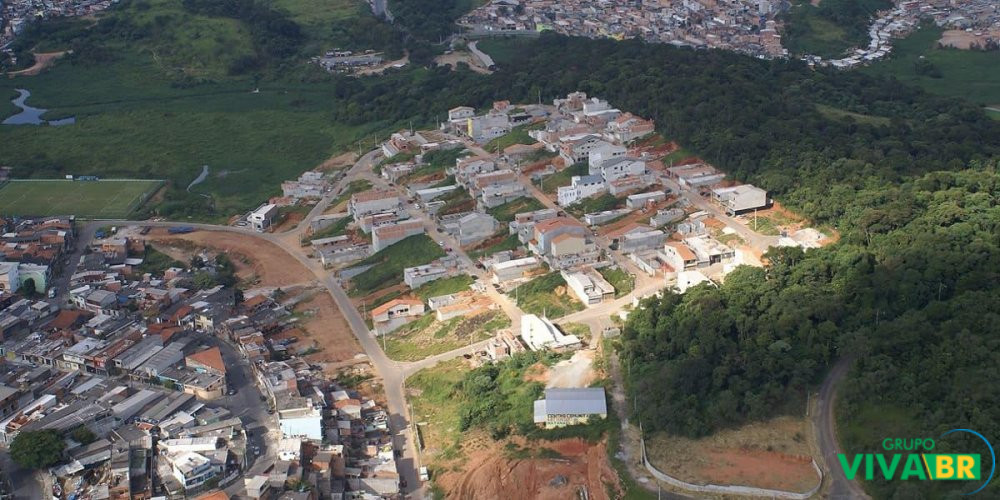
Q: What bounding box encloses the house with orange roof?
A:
[662,242,698,272]
[370,298,425,335]
[186,347,226,376]
[528,217,600,269]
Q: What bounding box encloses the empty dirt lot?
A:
[436,437,621,500]
[147,229,314,287]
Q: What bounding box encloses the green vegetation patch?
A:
[0,179,163,218]
[862,23,1000,104]
[487,195,545,223]
[137,245,185,276]
[349,234,445,295]
[412,274,475,300]
[815,104,891,127]
[598,267,633,298]
[384,310,508,361]
[565,193,624,218]
[409,359,471,461]
[537,162,586,194]
[482,122,542,153]
[468,232,520,258]
[509,272,584,319]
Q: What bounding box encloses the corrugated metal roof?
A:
[542,388,606,416]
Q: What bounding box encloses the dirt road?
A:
[7,51,66,76]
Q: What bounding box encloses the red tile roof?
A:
[186,347,226,375]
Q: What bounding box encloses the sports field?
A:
[0,179,164,218]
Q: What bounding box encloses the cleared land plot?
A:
[0,179,162,218]
[646,416,820,493]
[384,310,509,361]
[487,195,545,223]
[149,229,314,287]
[409,359,471,461]
[509,272,584,319]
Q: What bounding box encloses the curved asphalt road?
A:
[817,357,870,499]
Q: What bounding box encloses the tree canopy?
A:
[9,430,65,469]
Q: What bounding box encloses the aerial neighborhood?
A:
[0,86,835,498]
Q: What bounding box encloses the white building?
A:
[588,144,626,175]
[626,190,667,209]
[600,157,646,182]
[557,175,606,206]
[279,406,323,440]
[248,204,278,232]
[712,184,768,215]
[533,388,607,429]
[561,270,615,306]
[520,314,581,351]
[490,256,541,283]
[165,451,220,489]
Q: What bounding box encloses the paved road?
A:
[817,357,869,499]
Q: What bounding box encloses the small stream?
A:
[3,89,76,126]
[187,165,210,192]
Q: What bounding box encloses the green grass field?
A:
[0,0,393,222]
[782,5,850,57]
[0,179,163,218]
[862,25,1000,105]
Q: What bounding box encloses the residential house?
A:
[249,204,279,233]
[520,314,580,351]
[561,270,615,306]
[712,184,768,215]
[599,157,646,182]
[442,212,498,246]
[607,175,645,196]
[403,264,453,289]
[662,242,699,271]
[606,112,655,143]
[370,298,425,335]
[626,190,667,208]
[490,256,541,284]
[557,175,606,206]
[587,144,626,175]
[371,221,424,252]
[348,190,402,222]
[558,135,611,166]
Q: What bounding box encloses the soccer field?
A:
[0,179,164,219]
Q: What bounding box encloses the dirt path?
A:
[8,52,67,76]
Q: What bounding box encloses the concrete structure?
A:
[165,451,220,489]
[371,298,425,334]
[583,208,631,226]
[557,175,606,206]
[559,135,611,165]
[248,204,278,232]
[588,144,626,175]
[372,221,424,252]
[442,212,498,246]
[490,256,541,283]
[684,236,735,267]
[520,314,580,351]
[349,190,402,221]
[712,184,768,215]
[403,264,452,289]
[529,217,599,269]
[620,229,667,253]
[533,388,607,428]
[561,270,615,306]
[279,406,323,441]
[662,242,698,271]
[606,113,655,143]
[626,190,667,209]
[414,185,457,202]
[599,157,646,182]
